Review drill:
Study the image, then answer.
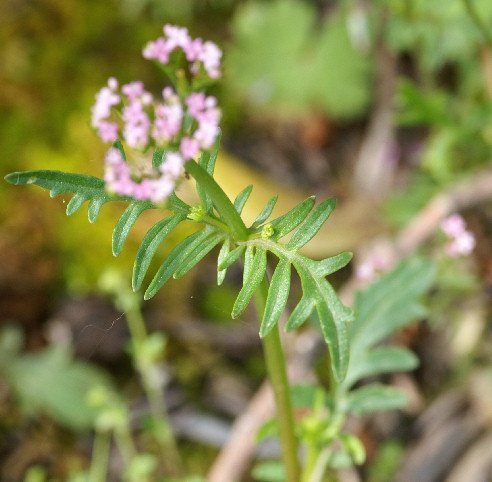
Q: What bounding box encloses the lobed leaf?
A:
[251,195,278,229]
[260,258,291,337]
[218,245,245,271]
[145,228,212,300]
[270,196,315,240]
[174,232,224,279]
[234,185,253,214]
[112,201,154,257]
[316,252,353,278]
[232,246,267,319]
[132,214,186,291]
[5,170,120,223]
[287,198,336,250]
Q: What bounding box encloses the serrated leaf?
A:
[344,384,408,415]
[251,195,278,228]
[260,258,291,337]
[316,252,353,278]
[232,246,267,319]
[217,239,230,285]
[145,228,212,299]
[112,201,153,256]
[5,170,119,223]
[234,185,253,214]
[174,233,223,279]
[132,214,186,291]
[270,196,315,240]
[218,245,245,271]
[344,346,419,389]
[287,198,336,249]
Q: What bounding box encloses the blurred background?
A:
[1,0,492,481]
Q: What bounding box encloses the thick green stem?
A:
[256,277,301,482]
[184,159,249,241]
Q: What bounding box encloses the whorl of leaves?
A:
[5,144,354,381]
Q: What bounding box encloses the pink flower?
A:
[152,101,184,144]
[91,79,120,128]
[163,24,190,49]
[160,152,184,177]
[445,231,476,258]
[441,214,466,238]
[143,37,172,64]
[199,41,222,78]
[180,136,200,160]
[97,121,119,143]
[122,101,151,149]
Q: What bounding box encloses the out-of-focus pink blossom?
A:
[104,147,183,204]
[445,230,476,258]
[441,214,466,238]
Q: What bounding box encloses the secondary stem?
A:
[255,277,301,482]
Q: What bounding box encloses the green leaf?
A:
[217,239,230,286]
[5,170,121,223]
[316,252,353,278]
[232,246,267,318]
[285,296,315,331]
[242,245,255,284]
[344,346,419,389]
[234,185,253,214]
[251,461,285,482]
[350,257,436,352]
[251,195,278,228]
[218,245,245,271]
[260,258,291,337]
[173,233,224,279]
[145,228,212,299]
[132,213,186,291]
[287,198,336,249]
[3,345,114,430]
[112,201,154,256]
[196,134,221,213]
[152,148,166,169]
[270,196,315,240]
[344,384,408,415]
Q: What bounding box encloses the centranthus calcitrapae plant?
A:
[5,24,429,482]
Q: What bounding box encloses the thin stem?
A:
[184,159,249,241]
[88,430,111,482]
[124,300,183,476]
[255,276,301,482]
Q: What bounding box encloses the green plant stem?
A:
[88,430,111,482]
[462,0,492,45]
[185,155,300,479]
[124,302,183,476]
[255,276,301,482]
[184,159,249,241]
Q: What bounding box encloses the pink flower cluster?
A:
[143,24,222,79]
[104,148,184,204]
[91,24,222,205]
[440,214,476,258]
